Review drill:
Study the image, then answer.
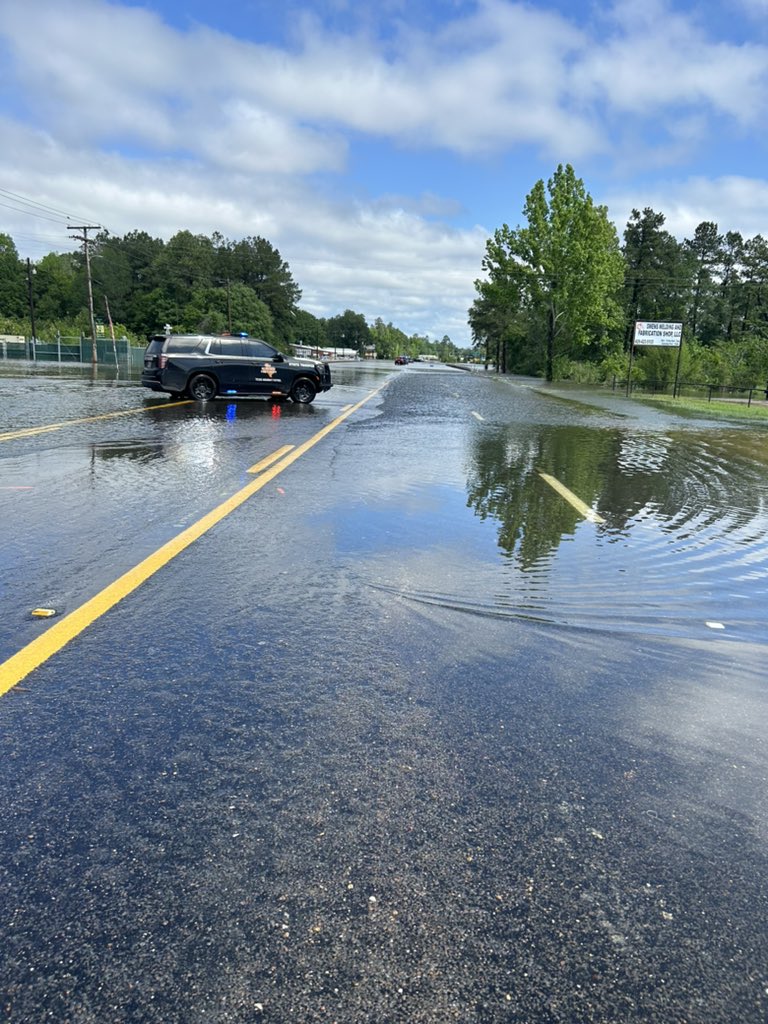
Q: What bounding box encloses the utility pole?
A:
[26,258,37,362]
[68,225,101,365]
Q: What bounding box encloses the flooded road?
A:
[1,362,767,1022]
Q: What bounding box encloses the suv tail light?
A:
[158,354,168,369]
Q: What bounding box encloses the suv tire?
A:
[189,373,218,401]
[290,378,317,404]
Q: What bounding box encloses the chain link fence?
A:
[612,376,768,406]
[0,334,145,372]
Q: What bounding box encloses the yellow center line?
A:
[247,445,295,474]
[0,400,193,442]
[538,472,605,524]
[0,384,386,697]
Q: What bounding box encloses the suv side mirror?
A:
[273,353,284,362]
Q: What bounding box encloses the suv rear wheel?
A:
[290,377,317,404]
[188,373,218,401]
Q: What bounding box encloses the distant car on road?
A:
[141,334,333,403]
[394,355,410,365]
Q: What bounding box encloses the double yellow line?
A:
[0,386,385,696]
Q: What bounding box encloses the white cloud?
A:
[282,1,600,157]
[0,2,346,173]
[4,0,766,163]
[197,99,346,175]
[573,0,768,124]
[281,202,488,337]
[603,175,768,240]
[0,0,599,161]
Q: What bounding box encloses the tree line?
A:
[470,164,768,386]
[0,228,466,362]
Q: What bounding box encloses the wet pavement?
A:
[1,362,767,1022]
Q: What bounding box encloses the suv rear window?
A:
[168,337,204,355]
[208,339,246,356]
[145,338,166,356]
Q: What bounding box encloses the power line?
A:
[4,229,75,245]
[0,188,76,221]
[0,186,102,232]
[0,198,69,226]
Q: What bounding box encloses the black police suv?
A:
[141,334,333,403]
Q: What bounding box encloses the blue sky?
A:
[1,0,767,346]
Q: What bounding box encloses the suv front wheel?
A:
[290,378,317,404]
[188,373,218,401]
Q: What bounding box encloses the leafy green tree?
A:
[225,236,301,344]
[293,308,327,348]
[469,288,499,370]
[622,208,688,347]
[410,333,429,357]
[326,309,371,354]
[739,235,768,340]
[370,317,409,359]
[181,284,275,341]
[474,165,625,380]
[149,231,216,306]
[471,244,528,372]
[436,334,458,361]
[715,231,745,342]
[91,229,164,327]
[0,233,26,319]
[525,164,625,378]
[229,283,276,342]
[683,221,723,342]
[28,252,80,323]
[90,232,135,327]
[127,287,179,338]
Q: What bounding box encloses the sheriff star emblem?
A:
[261,363,277,378]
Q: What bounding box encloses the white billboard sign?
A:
[633,321,683,347]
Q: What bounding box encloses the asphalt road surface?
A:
[1,361,767,1023]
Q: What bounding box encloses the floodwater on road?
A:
[324,370,768,643]
[1,363,767,1023]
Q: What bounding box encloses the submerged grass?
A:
[634,393,768,422]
